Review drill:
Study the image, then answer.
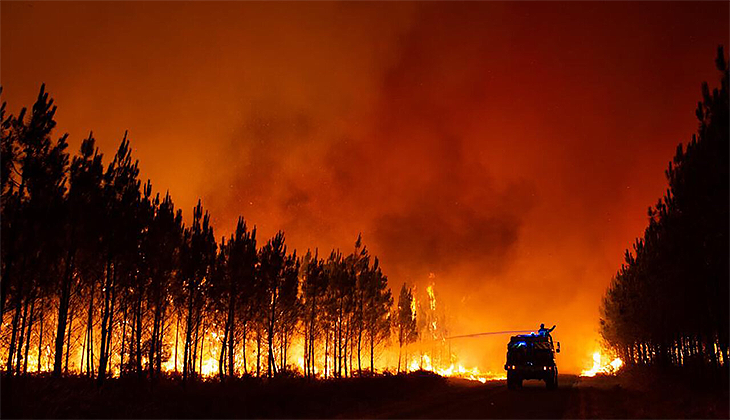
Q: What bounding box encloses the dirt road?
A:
[360,374,728,419]
[2,372,727,418]
[362,375,579,419]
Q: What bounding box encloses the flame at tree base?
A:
[408,354,506,383]
[581,351,623,377]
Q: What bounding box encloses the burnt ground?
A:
[1,368,728,418]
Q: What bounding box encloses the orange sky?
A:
[2,1,728,374]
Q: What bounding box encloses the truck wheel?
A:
[546,372,558,389]
[507,372,520,390]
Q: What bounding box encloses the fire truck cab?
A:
[504,333,560,389]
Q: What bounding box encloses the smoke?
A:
[207,3,540,285]
[3,1,727,374]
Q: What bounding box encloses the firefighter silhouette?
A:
[538,323,556,337]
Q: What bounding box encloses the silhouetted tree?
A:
[180,200,216,381]
[259,231,298,377]
[142,190,183,379]
[395,283,417,373]
[600,46,728,372]
[1,85,69,376]
[214,217,257,378]
[97,134,143,384]
[301,250,326,378]
[363,257,392,374]
[0,83,402,383]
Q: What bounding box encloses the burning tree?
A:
[361,257,392,375]
[414,281,449,370]
[395,283,417,373]
[300,249,326,378]
[259,231,299,378]
[179,200,217,381]
[0,83,500,383]
[211,217,257,378]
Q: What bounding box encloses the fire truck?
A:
[504,333,560,389]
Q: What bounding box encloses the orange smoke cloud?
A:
[2,1,728,374]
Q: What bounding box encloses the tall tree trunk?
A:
[228,299,235,377]
[52,250,74,376]
[332,323,336,377]
[242,321,248,375]
[37,304,44,373]
[86,317,94,376]
[280,330,284,371]
[183,283,194,381]
[6,292,22,375]
[337,302,343,378]
[349,323,354,377]
[80,315,87,375]
[199,323,205,376]
[174,311,179,373]
[191,313,199,377]
[89,317,95,376]
[344,322,349,378]
[156,304,166,377]
[285,330,289,370]
[120,304,126,375]
[219,325,227,378]
[148,313,157,378]
[256,327,261,377]
[303,329,308,378]
[98,261,111,381]
[342,320,347,378]
[14,295,29,374]
[0,189,23,322]
[65,310,73,374]
[403,342,410,373]
[305,327,309,377]
[324,329,329,379]
[267,293,277,378]
[0,230,14,321]
[135,292,142,377]
[357,321,362,376]
[23,298,35,374]
[370,329,375,374]
[310,326,315,377]
[149,299,160,379]
[105,276,116,374]
[345,319,350,378]
[98,260,116,383]
[307,301,316,378]
[334,318,339,377]
[85,282,95,376]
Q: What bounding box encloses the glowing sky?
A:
[2,1,728,373]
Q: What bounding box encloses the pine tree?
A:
[600,46,728,371]
[396,283,417,373]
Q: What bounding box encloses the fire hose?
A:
[446,329,536,340]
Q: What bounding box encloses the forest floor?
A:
[1,367,728,418]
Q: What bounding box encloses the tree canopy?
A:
[600,46,728,371]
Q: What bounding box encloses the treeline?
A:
[0,85,421,382]
[600,47,729,370]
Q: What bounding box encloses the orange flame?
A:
[580,351,623,377]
